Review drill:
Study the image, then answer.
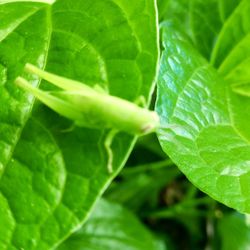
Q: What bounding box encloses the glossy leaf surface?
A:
[156,24,250,213]
[0,0,159,249]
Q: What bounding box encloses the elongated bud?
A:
[15,64,160,135]
[15,77,87,123]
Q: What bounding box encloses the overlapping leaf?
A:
[58,199,166,250]
[156,22,250,213]
[217,212,250,250]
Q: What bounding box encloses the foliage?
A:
[0,0,250,249]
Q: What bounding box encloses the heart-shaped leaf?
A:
[0,0,159,248]
[156,23,250,213]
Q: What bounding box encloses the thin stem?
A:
[146,196,213,219]
[121,159,174,176]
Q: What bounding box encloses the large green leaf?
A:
[0,118,66,249]
[0,0,159,249]
[156,24,250,213]
[158,0,215,58]
[57,199,166,250]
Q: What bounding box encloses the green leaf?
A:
[158,0,191,37]
[57,199,166,250]
[156,24,250,213]
[217,212,250,250]
[190,0,222,59]
[0,118,66,249]
[211,0,250,69]
[159,0,242,60]
[105,160,179,212]
[0,0,159,249]
[210,0,250,150]
[189,0,242,59]
[0,2,51,176]
[158,0,219,58]
[218,0,241,21]
[211,0,250,94]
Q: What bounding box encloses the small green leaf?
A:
[190,0,222,59]
[211,0,250,68]
[215,0,250,89]
[160,0,242,61]
[57,199,166,250]
[217,212,250,250]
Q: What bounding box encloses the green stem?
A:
[146,196,213,219]
[121,159,174,176]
